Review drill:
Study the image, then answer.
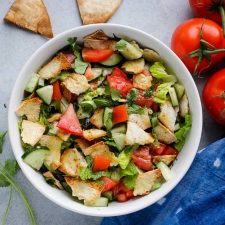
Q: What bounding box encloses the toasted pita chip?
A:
[4,0,53,38]
[77,0,121,25]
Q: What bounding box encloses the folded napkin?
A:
[101,138,225,225]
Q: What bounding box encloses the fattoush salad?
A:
[16,30,191,206]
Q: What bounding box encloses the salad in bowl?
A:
[15,30,191,207]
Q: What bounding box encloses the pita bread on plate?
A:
[4,0,53,38]
[77,0,122,25]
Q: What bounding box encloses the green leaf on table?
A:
[0,131,7,154]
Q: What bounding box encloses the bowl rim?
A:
[8,23,202,217]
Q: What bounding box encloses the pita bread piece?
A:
[4,0,53,38]
[77,0,122,25]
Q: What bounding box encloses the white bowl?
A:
[8,24,202,217]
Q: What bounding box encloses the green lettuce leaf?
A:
[153,82,173,104]
[150,62,168,79]
[116,40,127,51]
[111,89,121,101]
[79,167,110,180]
[123,175,138,189]
[73,59,88,74]
[174,114,192,151]
[127,104,144,115]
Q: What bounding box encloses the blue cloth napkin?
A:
[101,138,225,225]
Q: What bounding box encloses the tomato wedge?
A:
[113,183,134,202]
[149,143,166,155]
[82,48,113,62]
[112,105,128,124]
[135,89,154,108]
[107,68,132,97]
[162,146,178,156]
[101,177,118,192]
[57,104,83,136]
[52,81,62,101]
[93,155,111,172]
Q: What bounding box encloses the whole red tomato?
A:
[203,68,225,125]
[189,0,224,26]
[171,18,225,75]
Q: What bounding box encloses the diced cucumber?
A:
[22,148,50,170]
[100,53,122,66]
[169,87,179,107]
[102,191,114,201]
[104,107,113,130]
[111,124,126,134]
[25,73,39,93]
[157,162,173,181]
[174,83,185,100]
[38,77,45,87]
[60,97,69,113]
[112,133,126,151]
[85,197,109,207]
[36,85,53,105]
[102,68,113,76]
[80,100,96,113]
[91,68,102,80]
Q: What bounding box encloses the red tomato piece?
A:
[62,51,75,64]
[135,89,154,108]
[112,105,128,124]
[203,68,225,125]
[107,68,133,97]
[93,155,111,172]
[149,143,166,156]
[101,177,118,192]
[113,183,134,202]
[162,146,178,156]
[132,146,152,171]
[57,104,83,136]
[82,48,113,62]
[52,81,62,101]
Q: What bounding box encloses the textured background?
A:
[0,0,224,225]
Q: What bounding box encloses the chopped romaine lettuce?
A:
[79,167,111,180]
[150,62,168,80]
[116,39,127,51]
[174,114,192,151]
[153,82,173,104]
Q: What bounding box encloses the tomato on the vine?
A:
[171,18,225,75]
[189,0,225,36]
[203,68,225,125]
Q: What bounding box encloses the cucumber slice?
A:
[80,100,96,113]
[36,85,53,105]
[22,148,50,170]
[174,83,185,100]
[111,124,126,134]
[102,191,114,201]
[25,73,39,93]
[100,53,122,66]
[91,68,102,80]
[157,162,173,181]
[103,107,113,130]
[169,87,179,107]
[38,77,45,87]
[85,197,109,207]
[60,97,69,113]
[112,132,126,150]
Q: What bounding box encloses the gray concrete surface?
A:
[0,0,224,225]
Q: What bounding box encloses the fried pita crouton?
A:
[133,72,152,90]
[77,0,121,25]
[39,135,62,171]
[47,113,61,123]
[179,94,189,118]
[125,122,154,145]
[75,138,90,152]
[62,73,90,96]
[65,177,102,204]
[90,108,104,129]
[134,169,162,196]
[16,97,42,122]
[21,120,45,146]
[158,101,177,131]
[83,129,107,141]
[38,53,71,80]
[59,148,87,177]
[153,155,176,166]
[153,123,176,144]
[4,0,53,38]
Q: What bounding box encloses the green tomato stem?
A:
[219,6,225,37]
[203,48,225,55]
